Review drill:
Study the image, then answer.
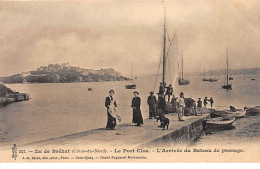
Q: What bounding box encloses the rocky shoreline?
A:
[0,83,29,106]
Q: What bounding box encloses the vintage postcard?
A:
[0,0,259,163]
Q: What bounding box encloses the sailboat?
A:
[209,65,218,82]
[222,48,232,90]
[203,67,209,81]
[178,52,190,85]
[151,7,179,113]
[125,61,136,89]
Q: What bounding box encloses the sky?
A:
[0,0,259,76]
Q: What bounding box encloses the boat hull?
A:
[205,116,235,130]
[178,79,190,85]
[209,78,218,82]
[125,84,136,89]
[231,110,246,119]
[210,109,246,119]
[203,78,209,81]
[246,106,260,116]
[222,84,232,90]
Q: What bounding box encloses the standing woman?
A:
[105,90,117,130]
[131,91,143,126]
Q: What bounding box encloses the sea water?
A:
[0,73,259,147]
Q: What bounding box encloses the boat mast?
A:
[162,7,166,84]
[204,67,205,78]
[181,52,184,79]
[226,48,229,86]
[211,65,212,78]
[131,61,133,84]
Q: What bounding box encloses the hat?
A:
[150,91,154,94]
[198,98,201,99]
[180,92,184,95]
[169,84,172,86]
[133,91,139,95]
[109,90,115,94]
[205,96,208,98]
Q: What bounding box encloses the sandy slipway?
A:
[17,108,210,149]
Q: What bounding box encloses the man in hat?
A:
[159,82,165,95]
[157,92,166,127]
[131,91,143,126]
[165,84,173,102]
[147,91,157,119]
[204,97,208,107]
[177,92,185,121]
[197,98,202,114]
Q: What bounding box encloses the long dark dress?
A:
[131,96,143,125]
[157,96,166,121]
[105,96,117,129]
[147,95,156,118]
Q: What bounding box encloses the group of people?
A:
[196,96,214,114]
[147,91,185,122]
[104,88,187,130]
[104,86,214,130]
[105,90,143,130]
[159,82,174,103]
[201,97,214,108]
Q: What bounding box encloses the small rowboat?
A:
[205,116,235,130]
[246,106,260,116]
[125,84,136,89]
[210,108,246,119]
[229,110,246,119]
[210,109,230,118]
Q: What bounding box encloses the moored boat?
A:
[125,61,136,89]
[210,108,246,119]
[178,52,190,85]
[202,67,209,81]
[209,78,218,82]
[229,110,246,119]
[125,84,136,89]
[205,116,235,130]
[222,84,232,90]
[222,48,232,90]
[210,109,230,118]
[209,66,218,82]
[149,5,181,113]
[245,106,260,116]
[178,78,190,85]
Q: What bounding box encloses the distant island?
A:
[0,63,130,83]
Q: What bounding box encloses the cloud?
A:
[0,0,259,76]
